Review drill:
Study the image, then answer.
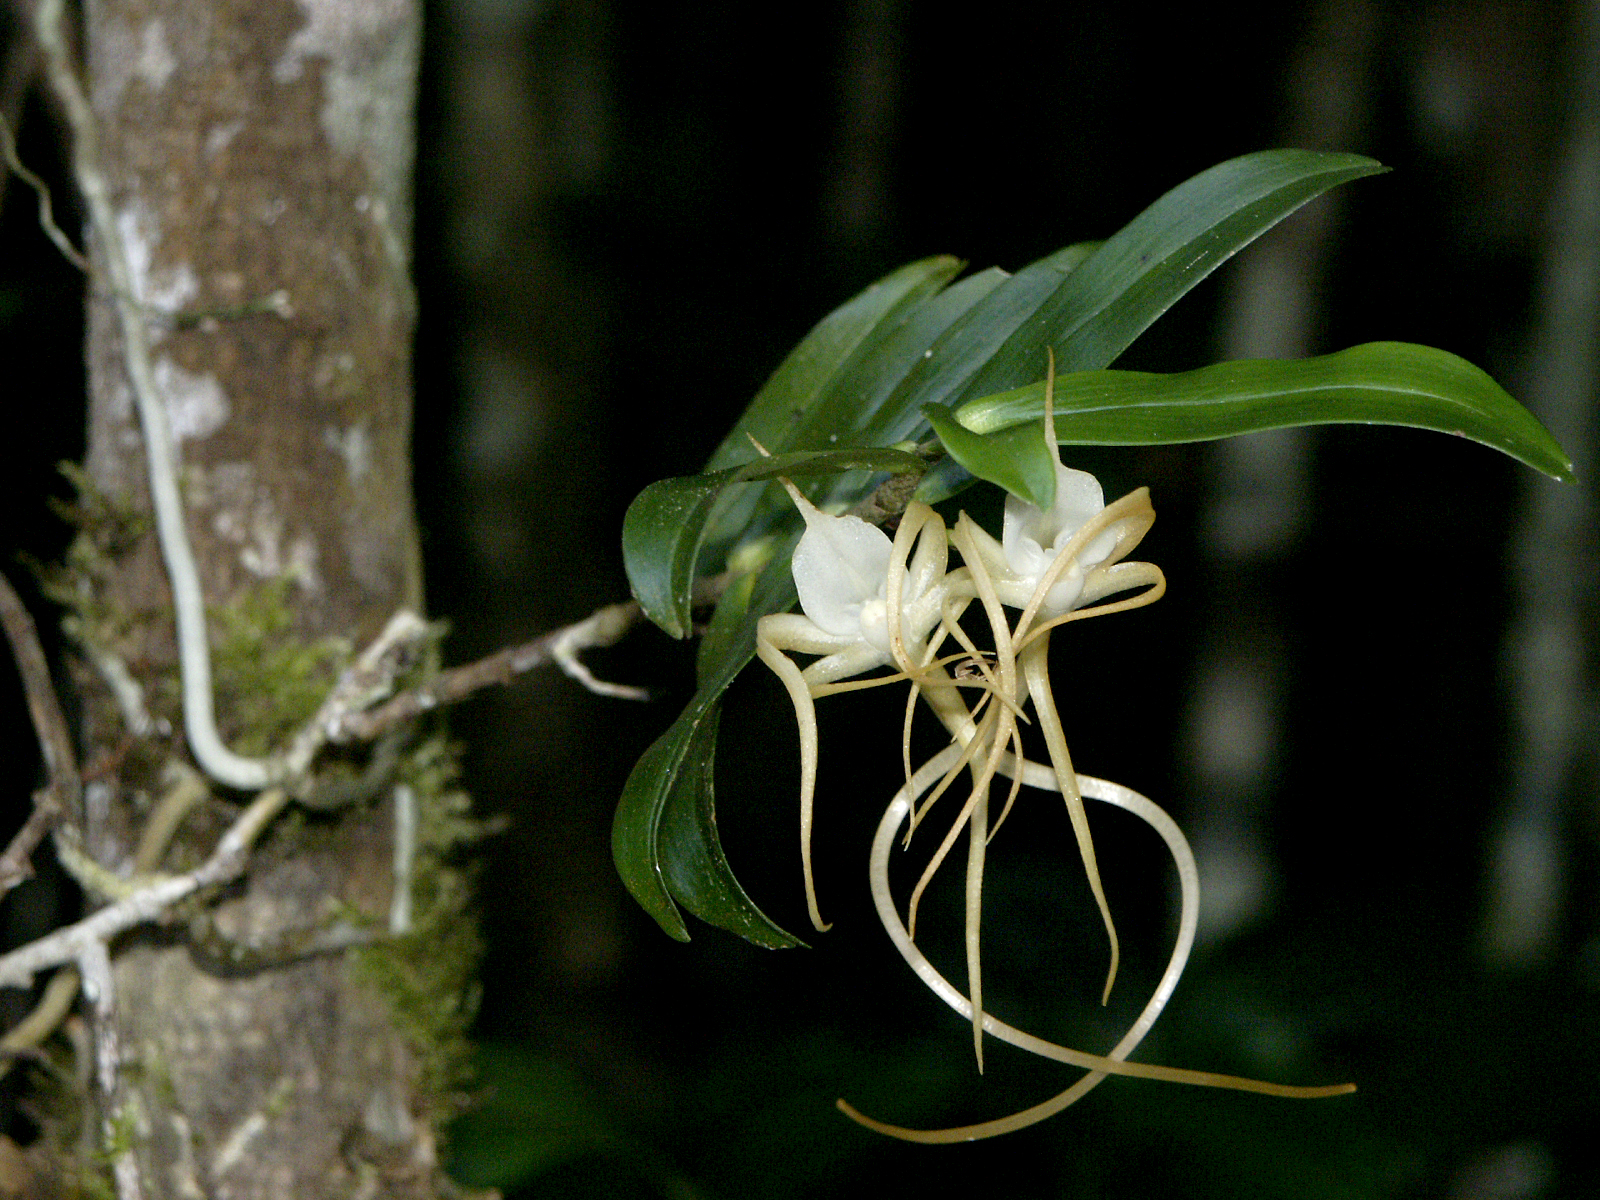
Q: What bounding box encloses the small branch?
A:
[389,784,414,936]
[0,794,63,897]
[331,599,656,743]
[0,570,81,896]
[289,610,429,769]
[78,938,142,1200]
[75,939,116,1097]
[0,106,89,271]
[0,787,288,992]
[0,571,79,803]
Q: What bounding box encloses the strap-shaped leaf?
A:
[957,150,1388,397]
[657,706,805,949]
[870,243,1105,422]
[623,447,925,639]
[952,342,1576,482]
[704,267,1013,562]
[613,545,800,943]
[703,256,962,473]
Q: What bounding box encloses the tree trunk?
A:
[45,0,463,1195]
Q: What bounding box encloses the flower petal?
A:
[791,508,893,637]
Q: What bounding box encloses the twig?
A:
[330,599,657,743]
[78,938,142,1200]
[388,784,414,936]
[0,786,288,992]
[323,482,913,744]
[0,571,78,804]
[0,106,88,271]
[288,610,429,770]
[0,570,80,895]
[0,795,62,898]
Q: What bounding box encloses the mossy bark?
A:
[54,1,466,1195]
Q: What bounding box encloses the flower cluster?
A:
[756,418,1352,1140]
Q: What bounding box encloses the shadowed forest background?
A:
[1,0,1596,1197]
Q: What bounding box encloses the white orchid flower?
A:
[999,460,1121,613]
[756,480,951,931]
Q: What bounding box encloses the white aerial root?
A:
[837,744,1355,1143]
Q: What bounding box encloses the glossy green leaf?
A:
[657,707,805,949]
[695,563,756,686]
[696,258,966,559]
[924,402,1056,510]
[958,150,1388,395]
[613,545,801,943]
[952,342,1576,481]
[624,447,925,638]
[703,257,963,472]
[613,704,704,941]
[702,267,1011,561]
[869,242,1107,421]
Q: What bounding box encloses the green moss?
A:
[34,465,148,650]
[209,577,350,755]
[30,465,176,773]
[351,734,500,1124]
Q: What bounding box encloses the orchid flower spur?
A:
[952,358,1168,1008]
[837,742,1355,1143]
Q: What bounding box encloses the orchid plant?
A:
[618,151,1573,1141]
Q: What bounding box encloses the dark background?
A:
[3,1,1598,1196]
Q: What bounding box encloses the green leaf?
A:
[924,402,1057,510]
[613,546,802,944]
[696,564,756,686]
[703,257,964,472]
[958,150,1389,394]
[620,477,728,642]
[657,707,806,949]
[697,258,964,556]
[613,706,703,941]
[623,447,926,639]
[952,342,1576,482]
[870,242,1106,421]
[701,267,1011,563]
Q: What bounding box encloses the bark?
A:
[50,0,451,1195]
